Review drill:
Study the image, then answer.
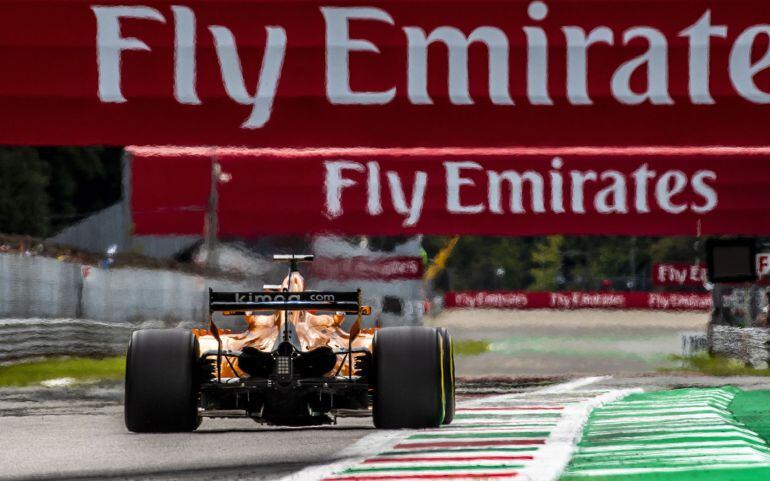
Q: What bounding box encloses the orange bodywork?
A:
[195,270,374,378]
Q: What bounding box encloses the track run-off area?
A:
[285,378,770,481]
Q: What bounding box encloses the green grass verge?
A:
[731,389,770,444]
[0,356,125,387]
[454,339,491,356]
[661,353,770,376]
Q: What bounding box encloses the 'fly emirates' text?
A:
[93,3,770,128]
[324,159,717,227]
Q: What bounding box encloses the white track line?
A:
[279,376,613,481]
[536,376,611,394]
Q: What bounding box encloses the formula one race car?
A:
[124,254,454,432]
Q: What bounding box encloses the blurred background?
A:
[3,146,766,382]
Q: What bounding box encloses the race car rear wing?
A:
[209,289,370,315]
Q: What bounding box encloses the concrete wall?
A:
[0,253,251,325]
[0,249,424,329]
[0,254,81,318]
[49,201,200,259]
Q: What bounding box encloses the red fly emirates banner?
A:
[652,262,707,287]
[310,257,423,281]
[129,146,770,236]
[444,291,713,311]
[3,0,770,146]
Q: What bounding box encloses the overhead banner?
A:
[2,0,770,146]
[129,146,770,237]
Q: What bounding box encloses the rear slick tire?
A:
[124,329,200,433]
[373,326,445,429]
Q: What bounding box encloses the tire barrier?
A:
[0,318,177,364]
[710,325,770,369]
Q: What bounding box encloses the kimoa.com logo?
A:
[234,293,336,303]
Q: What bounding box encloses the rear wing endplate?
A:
[209,289,366,315]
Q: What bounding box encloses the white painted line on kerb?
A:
[278,376,612,481]
[518,388,642,481]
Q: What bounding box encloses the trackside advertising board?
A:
[444,291,713,310]
[309,257,424,281]
[652,263,707,287]
[2,0,770,146]
[129,146,770,237]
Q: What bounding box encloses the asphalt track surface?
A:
[0,405,372,480]
[4,376,770,481]
[0,379,553,481]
